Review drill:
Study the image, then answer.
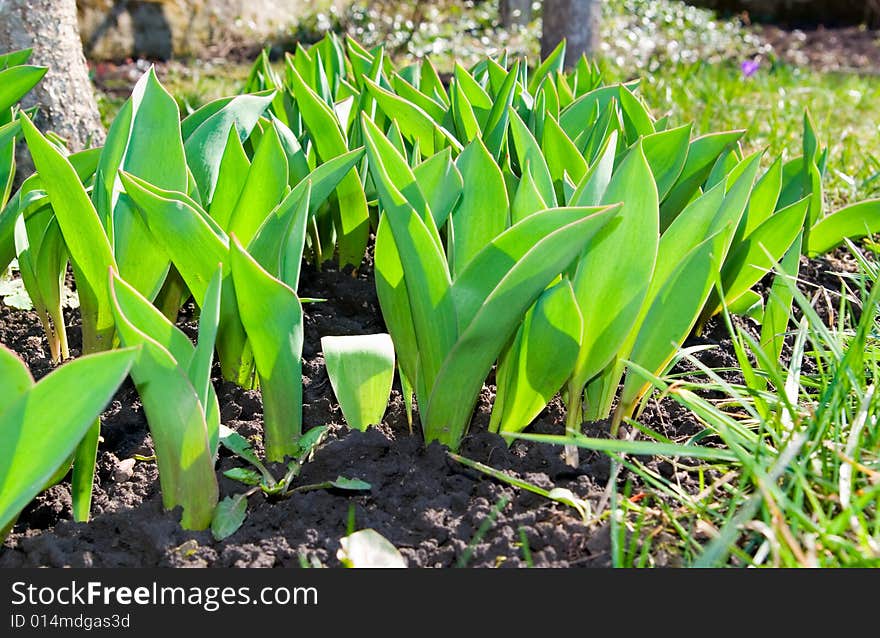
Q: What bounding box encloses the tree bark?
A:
[541,0,601,68]
[0,0,105,152]
[500,0,533,27]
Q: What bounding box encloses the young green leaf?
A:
[229,237,304,461]
[806,199,880,256]
[0,347,136,532]
[322,333,396,432]
[211,494,249,541]
[491,279,582,438]
[109,270,220,530]
[450,138,509,275]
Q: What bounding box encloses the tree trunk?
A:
[500,0,533,27]
[541,0,601,67]
[0,0,105,152]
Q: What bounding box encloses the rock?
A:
[113,457,136,482]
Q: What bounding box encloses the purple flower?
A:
[741,59,760,78]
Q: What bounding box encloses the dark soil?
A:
[0,248,862,568]
[759,24,880,73]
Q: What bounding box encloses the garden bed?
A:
[0,248,857,568]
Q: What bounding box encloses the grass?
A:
[602,60,880,208]
[602,247,880,567]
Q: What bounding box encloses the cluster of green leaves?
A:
[0,58,357,529]
[3,33,880,537]
[242,34,878,451]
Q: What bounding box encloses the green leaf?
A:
[183,92,275,202]
[20,114,116,352]
[330,476,372,491]
[338,529,407,568]
[383,198,456,405]
[230,237,303,461]
[806,199,880,256]
[293,425,328,459]
[541,113,588,196]
[0,347,135,532]
[322,333,395,432]
[620,230,728,410]
[289,65,369,267]
[412,149,462,227]
[0,345,33,416]
[740,156,783,239]
[528,40,565,94]
[509,108,556,207]
[211,494,248,541]
[570,143,659,393]
[120,172,252,386]
[511,160,549,223]
[223,467,263,486]
[712,197,810,315]
[559,83,635,142]
[482,60,519,159]
[248,183,311,291]
[426,204,621,448]
[570,129,618,206]
[227,120,289,246]
[189,266,223,454]
[759,232,803,376]
[618,85,655,142]
[219,428,263,468]
[97,68,188,301]
[361,115,433,227]
[451,80,482,143]
[492,279,582,437]
[641,123,692,201]
[209,127,251,229]
[0,65,46,113]
[109,271,219,530]
[363,76,461,157]
[660,130,745,229]
[374,215,420,401]
[450,138,509,275]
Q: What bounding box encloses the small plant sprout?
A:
[321,333,395,432]
[213,426,371,540]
